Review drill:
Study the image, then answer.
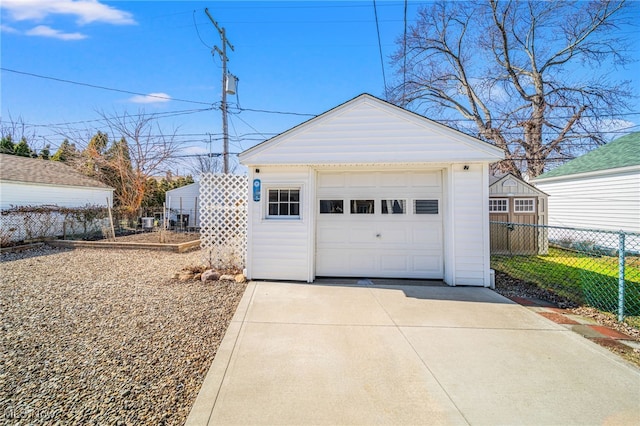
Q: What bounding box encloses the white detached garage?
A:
[239,94,503,286]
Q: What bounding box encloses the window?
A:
[514,198,535,213]
[320,200,344,214]
[381,199,406,214]
[350,200,374,214]
[489,199,508,212]
[414,200,438,214]
[268,189,300,217]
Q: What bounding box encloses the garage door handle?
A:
[376,233,381,238]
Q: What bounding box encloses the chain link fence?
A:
[490,222,640,321]
[1,205,110,245]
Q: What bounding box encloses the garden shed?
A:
[165,182,200,229]
[532,132,640,234]
[0,153,113,209]
[489,173,549,255]
[238,94,504,285]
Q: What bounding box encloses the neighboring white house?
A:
[0,153,113,209]
[532,132,640,233]
[165,182,200,229]
[0,153,114,242]
[238,94,504,285]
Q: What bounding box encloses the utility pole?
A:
[205,8,234,174]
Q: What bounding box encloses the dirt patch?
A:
[106,231,199,244]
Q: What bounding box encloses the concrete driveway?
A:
[187,280,640,425]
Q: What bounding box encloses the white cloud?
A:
[129,93,172,104]
[1,0,136,25]
[182,146,208,155]
[26,25,87,40]
[0,24,20,34]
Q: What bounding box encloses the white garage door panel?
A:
[380,255,408,272]
[414,227,442,244]
[316,170,444,279]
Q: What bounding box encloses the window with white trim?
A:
[381,199,406,214]
[414,199,439,214]
[319,200,344,214]
[350,200,374,214]
[489,198,508,212]
[514,198,535,213]
[267,189,300,217]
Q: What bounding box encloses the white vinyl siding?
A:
[450,165,490,286]
[240,95,503,284]
[535,168,640,233]
[246,168,312,281]
[0,181,113,210]
[166,183,200,228]
[240,97,503,166]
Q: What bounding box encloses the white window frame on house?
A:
[381,199,407,214]
[350,199,375,214]
[266,188,301,219]
[514,198,535,213]
[489,198,508,213]
[414,199,439,215]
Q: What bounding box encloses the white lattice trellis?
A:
[199,173,248,270]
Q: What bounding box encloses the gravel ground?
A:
[1,246,246,425]
[3,246,638,424]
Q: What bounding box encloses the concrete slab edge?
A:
[185,281,257,425]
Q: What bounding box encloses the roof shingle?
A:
[0,154,112,189]
[535,132,640,180]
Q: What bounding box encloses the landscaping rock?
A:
[235,273,247,283]
[201,269,220,282]
[219,274,235,281]
[0,246,247,425]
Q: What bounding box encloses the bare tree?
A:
[89,110,181,217]
[389,0,633,179]
[182,153,238,177]
[0,115,39,153]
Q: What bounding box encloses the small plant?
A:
[204,246,243,275]
[0,227,16,247]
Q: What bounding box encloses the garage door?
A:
[316,170,443,278]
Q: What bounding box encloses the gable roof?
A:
[534,132,640,181]
[239,93,504,165]
[489,172,547,196]
[0,154,112,189]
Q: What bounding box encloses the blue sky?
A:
[1,0,639,174]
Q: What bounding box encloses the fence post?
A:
[618,232,626,322]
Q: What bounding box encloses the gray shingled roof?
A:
[0,154,112,189]
[535,132,640,180]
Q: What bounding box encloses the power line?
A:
[192,9,212,49]
[402,0,407,101]
[372,0,388,97]
[229,105,316,117]
[1,68,213,106]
